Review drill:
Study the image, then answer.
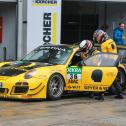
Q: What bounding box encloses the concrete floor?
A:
[0,94,126,126]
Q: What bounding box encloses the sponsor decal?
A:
[43,13,51,43]
[52,13,57,45]
[27,0,61,53]
[40,46,66,51]
[67,67,82,84]
[84,85,108,91]
[32,0,58,6]
[66,85,80,89]
[43,12,57,45]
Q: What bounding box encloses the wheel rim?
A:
[117,70,125,84]
[49,75,63,97]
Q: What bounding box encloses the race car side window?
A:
[82,53,119,67]
[69,52,82,66]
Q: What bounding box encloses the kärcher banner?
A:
[27,0,62,53]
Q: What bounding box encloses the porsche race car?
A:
[0,44,125,100]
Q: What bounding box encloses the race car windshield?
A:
[22,46,73,65]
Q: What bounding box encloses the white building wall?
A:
[0,4,16,61]
[0,0,16,2]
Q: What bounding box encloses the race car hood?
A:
[0,61,55,77]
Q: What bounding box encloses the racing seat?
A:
[70,53,82,66]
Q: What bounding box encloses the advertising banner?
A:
[27,0,62,53]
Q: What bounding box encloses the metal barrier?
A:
[3,47,7,61]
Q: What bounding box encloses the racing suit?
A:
[80,49,102,99]
[80,49,100,59]
[101,39,117,53]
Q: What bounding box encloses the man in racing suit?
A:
[93,29,117,53]
[79,40,104,100]
[93,29,123,99]
[79,40,99,59]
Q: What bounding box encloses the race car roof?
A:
[39,43,78,49]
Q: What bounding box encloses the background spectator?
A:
[113,22,125,45]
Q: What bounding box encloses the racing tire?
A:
[117,69,126,91]
[110,69,126,94]
[47,74,64,100]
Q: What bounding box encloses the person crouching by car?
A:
[93,29,123,99]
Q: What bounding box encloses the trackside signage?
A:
[27,0,62,53]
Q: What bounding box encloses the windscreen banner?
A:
[27,0,62,53]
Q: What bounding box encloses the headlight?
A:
[24,70,37,79]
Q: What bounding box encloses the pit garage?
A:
[61,0,126,44]
[1,0,126,61]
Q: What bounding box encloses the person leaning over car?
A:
[113,22,125,45]
[79,40,102,100]
[93,29,117,54]
[79,40,99,59]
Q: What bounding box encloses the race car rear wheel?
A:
[47,74,64,100]
[109,69,126,94]
[117,69,126,91]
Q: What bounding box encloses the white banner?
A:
[27,0,62,53]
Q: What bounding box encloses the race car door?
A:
[81,53,119,92]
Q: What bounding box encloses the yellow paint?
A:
[101,39,117,53]
[32,4,57,6]
[52,13,57,45]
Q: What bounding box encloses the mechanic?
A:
[93,29,117,53]
[79,40,98,59]
[79,40,104,100]
[93,29,124,99]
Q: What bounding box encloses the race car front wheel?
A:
[47,74,64,100]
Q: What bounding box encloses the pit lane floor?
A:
[0,94,126,126]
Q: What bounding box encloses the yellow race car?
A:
[0,44,125,100]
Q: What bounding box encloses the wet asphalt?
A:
[0,94,126,126]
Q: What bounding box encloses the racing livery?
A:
[0,44,125,100]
